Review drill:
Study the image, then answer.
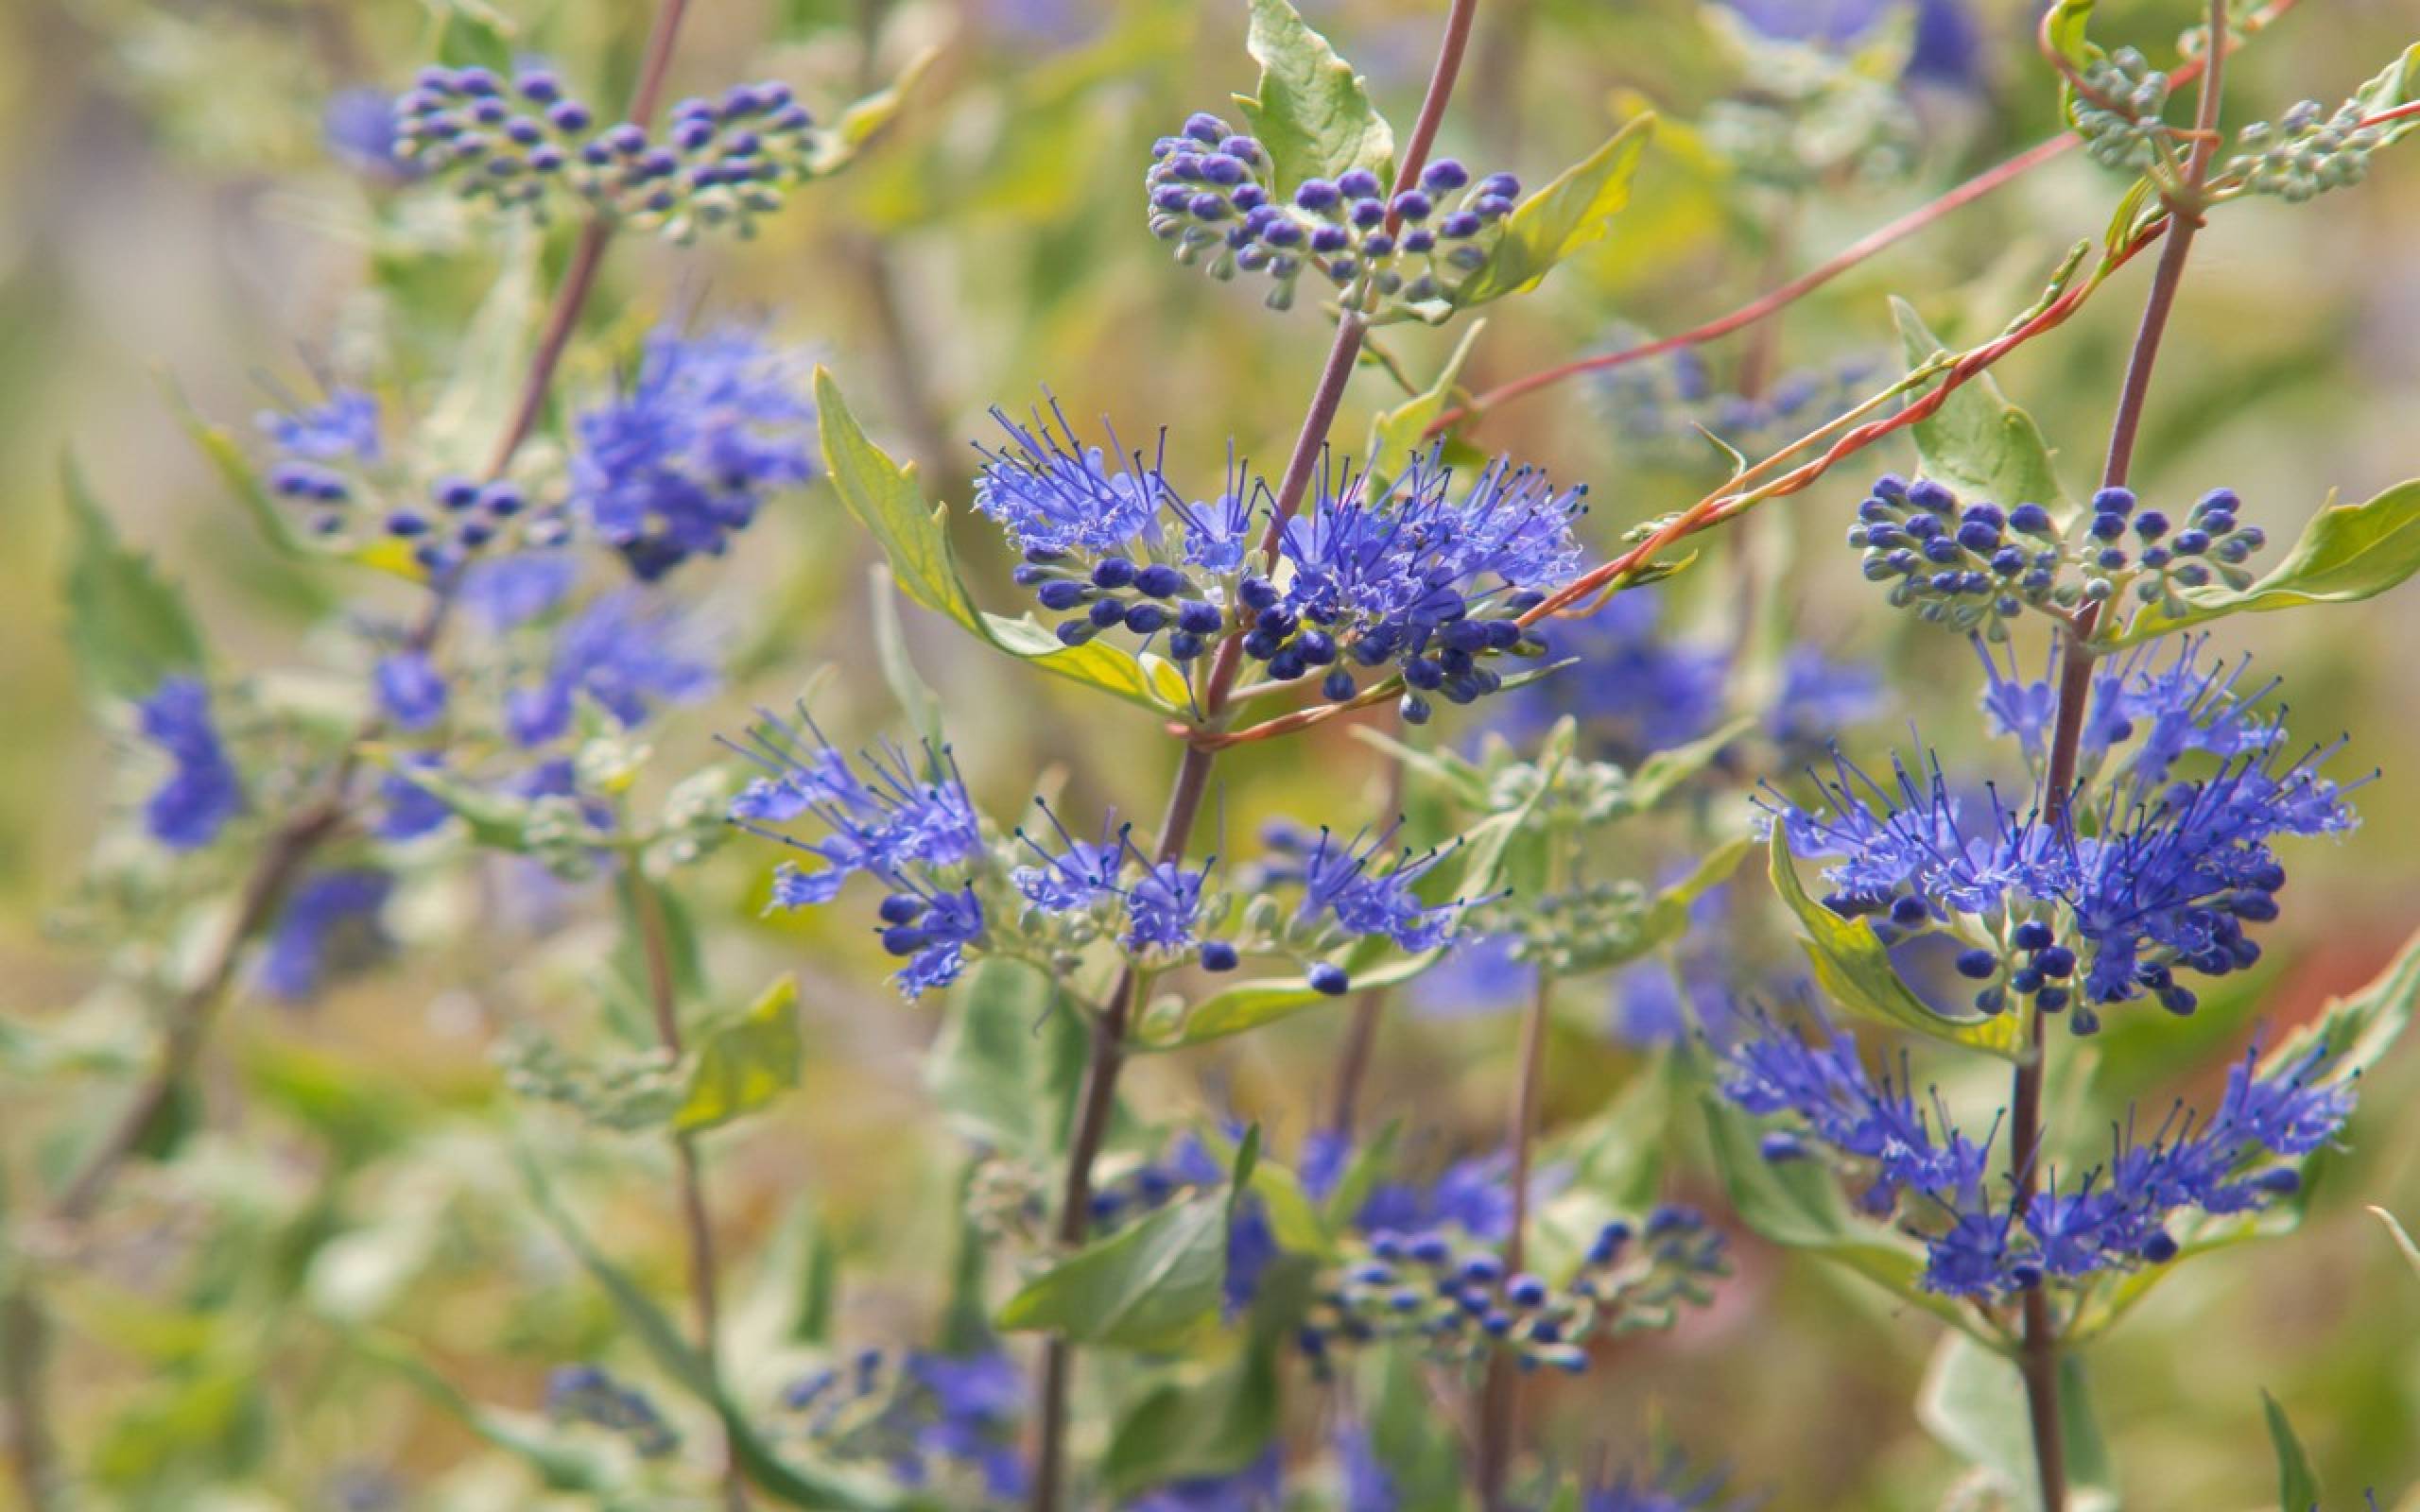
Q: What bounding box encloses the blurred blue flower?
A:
[136,678,242,850]
[459,552,579,630]
[259,868,392,1002]
[323,87,423,180]
[375,752,453,842]
[374,650,448,732]
[571,326,816,580]
[1127,1448,1283,1511]
[1583,1449,1759,1511]
[504,593,717,747]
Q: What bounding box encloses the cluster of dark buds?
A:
[2224,99,2391,201]
[1145,112,1519,315]
[1851,474,2268,638]
[259,388,569,577]
[393,65,835,239]
[1297,1207,1727,1375]
[544,1365,679,1458]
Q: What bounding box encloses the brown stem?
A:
[2012,11,2227,1509]
[1026,5,1485,1503]
[1474,969,1551,1507]
[626,863,749,1512]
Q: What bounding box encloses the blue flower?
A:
[788,1349,1027,1503]
[545,1364,679,1458]
[323,88,422,180]
[1721,1015,2359,1300]
[1770,646,2360,1029]
[728,713,989,998]
[458,552,579,629]
[505,593,717,747]
[1767,645,1885,753]
[570,326,815,580]
[974,404,1185,558]
[136,678,242,850]
[376,753,454,841]
[259,869,392,1002]
[1336,1424,1397,1512]
[1011,802,1211,956]
[259,388,381,463]
[1357,1153,1517,1242]
[1264,821,1481,955]
[374,650,448,732]
[1266,451,1581,717]
[1490,589,1728,761]
[1126,1448,1283,1511]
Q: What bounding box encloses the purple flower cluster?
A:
[726,712,988,998]
[1248,820,1491,991]
[1011,800,1214,958]
[1146,112,1521,313]
[1721,1017,2356,1300]
[259,869,393,1003]
[784,1349,1028,1503]
[570,326,817,581]
[978,405,1582,720]
[394,66,832,237]
[1771,643,2359,1032]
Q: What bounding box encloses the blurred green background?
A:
[2,0,2417,1505]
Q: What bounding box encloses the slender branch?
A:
[1424,0,2300,439]
[625,862,750,1512]
[1427,134,2075,436]
[2013,12,2228,1509]
[1474,967,1552,1508]
[1027,4,1486,1503]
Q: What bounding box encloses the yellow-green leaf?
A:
[1892,298,2070,513]
[1232,0,1393,190]
[2108,480,2420,646]
[1455,115,1655,305]
[1768,826,2029,1060]
[815,369,1190,715]
[60,457,206,701]
[675,976,804,1133]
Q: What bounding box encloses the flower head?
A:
[571,326,815,580]
[505,592,717,747]
[136,678,243,850]
[259,868,392,1002]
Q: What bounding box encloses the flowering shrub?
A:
[9,0,2420,1509]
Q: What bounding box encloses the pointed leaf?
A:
[996,1194,1228,1349]
[926,961,1088,1160]
[1892,299,2069,513]
[1102,1337,1281,1497]
[1455,115,1655,305]
[2262,1390,2323,1511]
[60,458,206,700]
[675,976,804,1133]
[1769,826,2030,1059]
[1364,320,1486,491]
[1233,0,1393,190]
[2107,480,2420,646]
[816,369,1189,715]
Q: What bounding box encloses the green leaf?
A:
[2265,921,2420,1083]
[1916,1333,2118,1512]
[925,961,1088,1160]
[1891,299,2069,513]
[1768,826,2030,1060]
[870,564,946,751]
[2106,480,2420,646]
[1102,1337,1280,1497]
[432,0,516,75]
[1454,115,1656,305]
[1364,320,1485,491]
[995,1194,1228,1349]
[815,369,1190,715]
[2369,1205,2420,1282]
[1232,0,1393,190]
[1147,799,1535,1046]
[2041,0,2098,66]
[60,457,206,700]
[675,976,804,1133]
[2348,45,2420,147]
[1628,715,1754,812]
[2262,1390,2323,1511]
[1699,1088,1973,1332]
